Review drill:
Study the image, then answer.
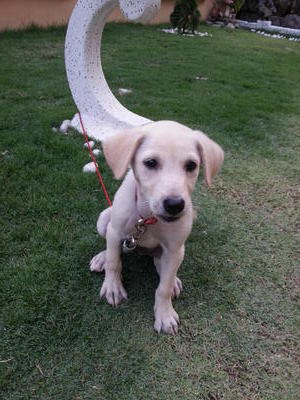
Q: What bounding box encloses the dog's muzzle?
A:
[159,196,185,222]
[163,196,185,215]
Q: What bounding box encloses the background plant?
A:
[170,0,201,33]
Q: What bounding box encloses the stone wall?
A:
[237,0,300,28]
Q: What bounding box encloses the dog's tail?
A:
[96,207,112,238]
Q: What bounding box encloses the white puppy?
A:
[90,120,224,334]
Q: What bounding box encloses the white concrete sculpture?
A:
[65,0,161,141]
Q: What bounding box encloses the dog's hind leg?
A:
[90,207,112,272]
[97,207,112,238]
[90,250,107,272]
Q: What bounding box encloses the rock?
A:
[270,13,300,27]
[269,15,282,25]
[195,76,209,80]
[212,21,224,27]
[83,162,96,173]
[118,88,132,95]
[259,0,277,18]
[226,22,236,28]
[59,119,71,134]
[93,149,102,156]
[83,140,95,149]
[273,0,294,16]
[281,14,300,28]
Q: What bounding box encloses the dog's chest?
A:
[137,229,160,249]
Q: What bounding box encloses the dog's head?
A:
[103,121,224,222]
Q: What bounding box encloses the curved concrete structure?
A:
[65,0,161,140]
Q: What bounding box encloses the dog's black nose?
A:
[163,197,185,215]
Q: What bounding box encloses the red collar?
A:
[135,188,158,225]
[142,216,158,225]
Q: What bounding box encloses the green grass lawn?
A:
[0,23,299,399]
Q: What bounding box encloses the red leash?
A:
[78,113,157,226]
[78,112,112,207]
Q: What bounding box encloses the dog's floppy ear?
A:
[103,129,145,179]
[195,130,224,187]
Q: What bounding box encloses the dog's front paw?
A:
[154,305,180,335]
[100,276,128,307]
[90,250,106,272]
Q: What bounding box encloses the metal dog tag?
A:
[122,236,137,253]
[121,217,155,254]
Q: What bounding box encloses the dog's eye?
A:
[143,159,158,169]
[185,161,197,172]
